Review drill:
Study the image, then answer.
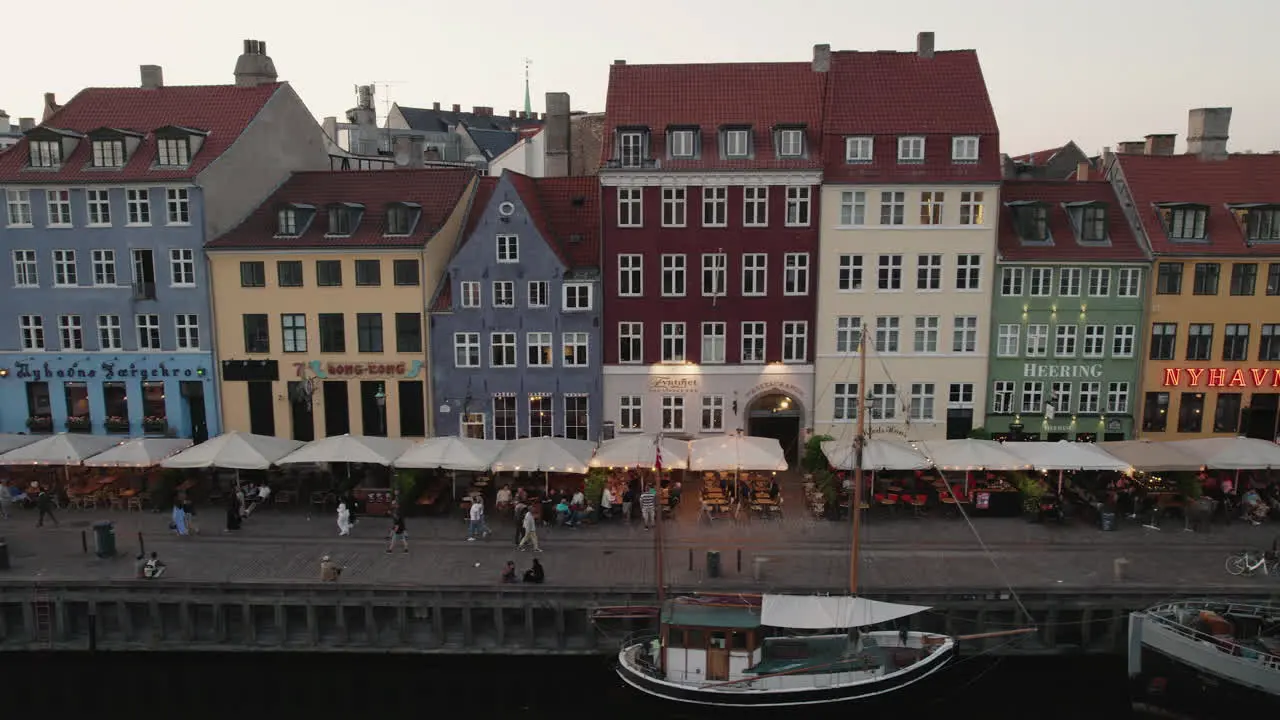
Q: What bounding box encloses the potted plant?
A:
[142,415,168,433]
[584,467,609,507]
[814,469,841,520]
[65,415,91,432]
[25,415,52,432]
[802,434,834,474]
[104,415,130,433]
[1012,472,1046,521]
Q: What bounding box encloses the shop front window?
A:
[25,382,52,432]
[142,381,167,434]
[103,381,130,432]
[65,382,90,432]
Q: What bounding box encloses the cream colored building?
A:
[813,184,1001,444]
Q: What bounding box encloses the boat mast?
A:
[849,327,867,595]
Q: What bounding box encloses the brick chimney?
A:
[614,59,626,65]
[1076,161,1090,181]
[509,110,517,119]
[42,93,59,121]
[234,39,278,87]
[472,106,484,115]
[545,91,571,178]
[812,44,831,72]
[1116,141,1145,155]
[917,31,935,59]
[432,102,441,111]
[451,104,461,113]
[1187,107,1231,161]
[18,118,35,131]
[140,65,164,89]
[1144,133,1176,156]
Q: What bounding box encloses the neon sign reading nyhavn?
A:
[1162,367,1280,388]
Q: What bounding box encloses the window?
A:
[1021,381,1043,413]
[910,383,935,421]
[392,259,419,286]
[742,253,766,296]
[29,140,60,167]
[281,314,307,353]
[1078,382,1101,414]
[57,315,83,350]
[6,190,32,226]
[845,136,873,162]
[356,313,383,353]
[1142,392,1170,432]
[174,314,199,349]
[782,321,808,362]
[1026,324,1049,357]
[661,187,687,227]
[870,383,897,420]
[46,190,71,226]
[777,129,804,157]
[1012,203,1049,242]
[1049,382,1072,414]
[997,324,1020,357]
[1243,207,1280,242]
[91,250,116,286]
[897,136,925,162]
[1162,205,1207,240]
[702,254,726,297]
[496,235,519,263]
[879,191,905,225]
[668,129,695,158]
[839,191,866,226]
[959,191,985,225]
[875,254,902,291]
[1185,324,1213,361]
[492,396,517,440]
[527,332,553,367]
[489,332,516,367]
[956,254,981,290]
[619,131,646,167]
[743,186,768,227]
[661,322,685,363]
[526,280,548,308]
[239,261,265,288]
[454,281,479,308]
[741,322,766,363]
[157,137,190,166]
[836,316,862,354]
[1178,392,1205,433]
[913,316,939,353]
[277,207,298,235]
[1192,263,1219,295]
[920,191,944,225]
[991,381,1015,414]
[701,322,725,364]
[1106,382,1130,414]
[914,254,939,291]
[784,253,809,295]
[1214,393,1242,434]
[1223,324,1250,361]
[563,332,589,367]
[661,254,686,297]
[1055,325,1078,357]
[1149,323,1177,360]
[617,188,642,227]
[565,396,589,441]
[563,283,592,311]
[1085,268,1110,297]
[833,383,859,420]
[1082,325,1106,358]
[1156,262,1183,294]
[1078,205,1107,242]
[722,129,749,158]
[661,395,685,431]
[837,255,863,291]
[454,332,480,367]
[1058,267,1082,296]
[53,249,77,286]
[492,281,514,308]
[276,260,303,288]
[1029,267,1053,296]
[528,395,554,437]
[92,139,125,167]
[950,383,975,409]
[618,255,643,297]
[1230,263,1257,296]
[385,204,414,236]
[619,322,643,364]
[785,187,811,226]
[701,395,725,431]
[1269,264,1280,296]
[166,189,190,225]
[14,250,37,286]
[620,396,643,431]
[319,314,345,353]
[1261,324,1280,361]
[1112,325,1135,358]
[1001,267,1024,296]
[86,189,111,225]
[397,313,424,354]
[1117,267,1141,297]
[19,315,45,350]
[952,136,979,161]
[327,205,358,236]
[316,260,342,286]
[137,314,161,350]
[702,187,727,227]
[875,316,900,353]
[952,316,978,353]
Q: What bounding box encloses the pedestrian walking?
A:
[467,496,491,541]
[0,479,13,520]
[182,495,199,534]
[639,485,657,529]
[337,502,352,536]
[386,512,408,553]
[517,505,542,552]
[170,500,188,536]
[35,487,58,528]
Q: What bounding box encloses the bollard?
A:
[688,548,694,571]
[1114,557,1130,582]
[81,530,88,554]
[753,556,770,581]
[138,531,145,556]
[737,548,742,573]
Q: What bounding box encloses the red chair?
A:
[908,493,928,517]
[875,493,899,515]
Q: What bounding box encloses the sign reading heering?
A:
[1023,363,1103,379]
[1162,367,1280,388]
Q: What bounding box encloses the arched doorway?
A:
[746,393,802,467]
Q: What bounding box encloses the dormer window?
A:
[1231,204,1280,243]
[721,126,751,159]
[327,203,363,237]
[92,139,125,167]
[1009,201,1049,243]
[897,136,925,163]
[1065,201,1109,243]
[157,137,190,166]
[667,127,697,158]
[618,128,649,168]
[29,140,61,168]
[385,202,420,236]
[775,126,805,158]
[278,208,299,236]
[1158,203,1208,240]
[86,128,142,169]
[952,136,979,162]
[845,136,873,163]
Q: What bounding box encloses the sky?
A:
[5,0,1278,157]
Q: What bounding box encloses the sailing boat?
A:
[613,330,1024,707]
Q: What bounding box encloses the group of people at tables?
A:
[699,472,781,518]
[836,470,1024,518]
[1102,473,1280,526]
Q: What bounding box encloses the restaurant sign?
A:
[299,360,424,380]
[746,380,808,401]
[7,359,208,382]
[1022,363,1103,379]
[649,376,699,393]
[1162,367,1280,388]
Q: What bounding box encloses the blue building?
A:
[0,41,329,439]
[429,171,602,440]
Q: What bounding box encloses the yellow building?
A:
[1108,113,1280,440]
[206,169,476,440]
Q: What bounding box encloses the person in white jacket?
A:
[336,502,352,536]
[517,506,542,552]
[467,497,491,541]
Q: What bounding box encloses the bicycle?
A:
[1224,550,1280,576]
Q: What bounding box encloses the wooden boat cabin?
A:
[659,603,763,683]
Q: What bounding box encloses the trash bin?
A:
[706,550,721,578]
[1100,510,1117,532]
[92,521,117,558]
[0,538,9,570]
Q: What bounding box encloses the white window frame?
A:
[136,314,161,351]
[701,395,725,432]
[875,316,900,353]
[949,383,975,409]
[741,321,766,364]
[91,249,117,287]
[126,189,151,226]
[956,254,981,291]
[1088,268,1111,297]
[527,332,553,367]
[281,313,307,353]
[870,383,897,420]
[166,188,190,226]
[563,332,590,367]
[701,321,726,364]
[496,234,519,263]
[785,186,811,227]
[157,137,190,166]
[1021,381,1044,414]
[5,189,33,227]
[618,254,643,297]
[897,136,925,162]
[782,321,808,363]
[58,314,83,350]
[92,139,125,167]
[661,395,685,432]
[490,332,517,368]
[836,316,862,355]
[660,254,686,297]
[920,191,944,225]
[833,383,859,421]
[620,395,643,431]
[914,254,939,291]
[952,316,978,354]
[13,249,38,287]
[169,248,195,287]
[959,191,985,226]
[619,322,643,364]
[52,249,77,287]
[19,315,45,351]
[742,253,767,296]
[997,324,1020,357]
[701,186,727,227]
[175,314,200,350]
[669,130,695,158]
[454,332,480,368]
[783,253,809,296]
[660,322,685,363]
[839,191,866,226]
[1083,325,1107,358]
[1059,267,1082,297]
[1001,267,1024,296]
[1107,382,1130,414]
[845,136,873,163]
[910,383,936,421]
[723,129,749,158]
[913,316,939,354]
[1111,325,1136,358]
[528,395,553,438]
[777,129,804,157]
[1029,267,1053,297]
[562,282,592,311]
[701,253,726,297]
[992,380,1015,414]
[44,189,72,228]
[1054,325,1078,357]
[86,189,111,226]
[1117,268,1142,297]
[460,281,481,308]
[1078,382,1101,414]
[492,280,514,308]
[527,280,549,308]
[1049,382,1072,415]
[619,131,645,168]
[617,187,642,227]
[879,191,905,225]
[1026,324,1049,357]
[743,186,768,227]
[837,255,863,292]
[952,136,979,161]
[661,187,687,227]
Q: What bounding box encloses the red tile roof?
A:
[0,83,282,183]
[1113,153,1280,256]
[208,168,475,249]
[505,172,600,269]
[998,180,1148,262]
[463,176,499,237]
[1013,146,1065,165]
[822,50,1000,183]
[601,62,825,170]
[430,272,453,312]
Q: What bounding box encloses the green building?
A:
[986,179,1150,441]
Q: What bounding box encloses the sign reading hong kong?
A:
[1162,367,1280,388]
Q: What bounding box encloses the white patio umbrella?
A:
[916,439,1031,471]
[0,433,123,465]
[1003,440,1131,471]
[688,435,788,472]
[1096,439,1203,473]
[590,434,690,470]
[82,438,194,468]
[0,434,42,456]
[490,436,596,474]
[393,436,508,472]
[1168,437,1280,470]
[160,431,305,471]
[821,438,931,471]
[277,434,415,467]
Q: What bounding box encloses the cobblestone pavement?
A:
[0,502,1276,592]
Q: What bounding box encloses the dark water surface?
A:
[8,652,1145,718]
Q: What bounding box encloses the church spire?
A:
[523,58,533,116]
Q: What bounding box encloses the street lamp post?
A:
[374,384,386,436]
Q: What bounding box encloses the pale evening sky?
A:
[4,0,1277,157]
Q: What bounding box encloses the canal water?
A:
[10,652,1153,717]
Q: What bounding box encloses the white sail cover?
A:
[761,594,930,629]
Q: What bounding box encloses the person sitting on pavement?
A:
[143,552,166,579]
[523,558,545,584]
[501,561,517,583]
[319,554,343,581]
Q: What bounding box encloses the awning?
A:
[821,438,931,471]
[761,594,930,629]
